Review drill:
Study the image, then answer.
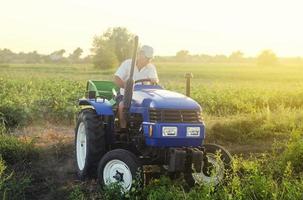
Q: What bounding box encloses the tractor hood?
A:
[131,85,201,110]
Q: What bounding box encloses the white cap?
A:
[140,45,154,59]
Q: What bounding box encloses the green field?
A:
[1,62,303,199]
[1,62,303,143]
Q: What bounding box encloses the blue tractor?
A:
[75,36,232,191]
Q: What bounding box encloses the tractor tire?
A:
[188,143,232,186]
[97,149,143,191]
[75,109,106,180]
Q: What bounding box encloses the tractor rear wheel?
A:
[189,143,232,186]
[75,109,106,179]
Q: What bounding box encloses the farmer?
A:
[114,45,159,131]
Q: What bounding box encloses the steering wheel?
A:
[135,78,157,85]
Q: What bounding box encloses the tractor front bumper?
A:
[168,147,204,173]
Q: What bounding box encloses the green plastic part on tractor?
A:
[86,80,118,105]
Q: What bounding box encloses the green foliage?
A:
[68,185,86,200]
[0,134,37,200]
[189,85,303,116]
[65,130,303,200]
[92,27,134,69]
[0,113,6,134]
[0,157,31,200]
[0,134,36,165]
[0,64,10,68]
[208,110,303,143]
[279,132,303,174]
[0,48,90,64]
[69,148,303,199]
[0,78,83,125]
[257,49,278,66]
[68,48,83,64]
[142,177,186,200]
[93,46,119,69]
[176,50,190,62]
[229,50,244,62]
[0,61,303,199]
[0,49,14,63]
[1,62,303,199]
[0,105,29,131]
[102,183,125,200]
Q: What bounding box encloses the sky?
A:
[0,0,302,57]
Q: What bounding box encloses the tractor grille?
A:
[149,109,202,123]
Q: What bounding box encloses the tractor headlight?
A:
[162,126,178,136]
[186,127,200,137]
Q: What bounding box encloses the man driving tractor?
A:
[76,37,232,190]
[114,45,159,131]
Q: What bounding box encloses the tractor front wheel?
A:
[97,149,143,191]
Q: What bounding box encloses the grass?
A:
[67,134,303,199]
[0,157,32,200]
[0,134,37,199]
[1,61,303,198]
[1,62,303,142]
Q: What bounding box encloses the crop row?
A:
[1,77,303,131]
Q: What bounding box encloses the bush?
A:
[0,134,37,199]
[0,106,29,131]
[0,157,31,200]
[142,177,186,200]
[0,78,83,125]
[207,110,303,144]
[278,132,303,174]
[0,134,36,165]
[68,185,86,200]
[0,120,5,134]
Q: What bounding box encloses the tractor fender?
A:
[79,99,114,116]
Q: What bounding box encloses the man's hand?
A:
[150,78,159,84]
[114,75,125,88]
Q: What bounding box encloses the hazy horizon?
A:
[1,0,303,57]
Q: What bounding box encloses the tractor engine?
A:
[130,85,205,148]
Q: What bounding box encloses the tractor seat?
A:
[86,80,119,105]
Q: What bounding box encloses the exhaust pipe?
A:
[123,36,139,114]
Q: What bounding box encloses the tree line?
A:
[0,47,90,64]
[1,27,301,68]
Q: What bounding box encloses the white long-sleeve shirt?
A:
[114,59,159,95]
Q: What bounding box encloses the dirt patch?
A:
[14,124,79,199]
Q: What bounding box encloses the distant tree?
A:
[199,54,212,63]
[69,47,83,63]
[213,54,228,63]
[0,49,14,63]
[176,50,190,61]
[93,49,119,69]
[49,49,66,62]
[229,51,244,62]
[25,51,41,63]
[92,27,134,69]
[257,50,278,66]
[93,41,119,69]
[82,55,92,63]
